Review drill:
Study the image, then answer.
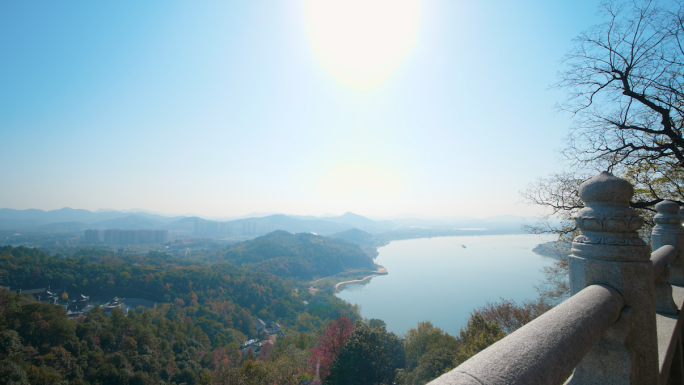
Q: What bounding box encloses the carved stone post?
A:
[650,200,681,314]
[567,172,658,384]
[652,200,684,286]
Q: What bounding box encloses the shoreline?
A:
[334,267,388,294]
[531,241,569,260]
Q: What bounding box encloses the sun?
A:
[304,0,421,91]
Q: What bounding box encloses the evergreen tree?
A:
[327,321,404,385]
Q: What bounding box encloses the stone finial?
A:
[572,172,648,261]
[656,200,679,213]
[578,171,634,206]
[569,172,659,383]
[654,200,681,227]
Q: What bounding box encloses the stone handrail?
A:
[652,245,678,280]
[427,173,684,384]
[428,285,624,385]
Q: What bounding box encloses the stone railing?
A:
[428,172,684,385]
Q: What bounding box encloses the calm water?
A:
[336,234,556,337]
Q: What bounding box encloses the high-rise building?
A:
[84,229,99,243]
[153,229,168,243]
[102,229,168,244]
[103,229,118,243]
[243,222,258,235]
[137,230,154,244]
[194,218,233,235]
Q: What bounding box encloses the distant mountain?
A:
[89,215,164,230]
[0,207,547,237]
[326,212,377,227]
[119,208,182,217]
[119,212,185,223]
[0,208,186,230]
[0,218,46,229]
[93,208,118,213]
[368,213,438,220]
[183,212,391,235]
[161,217,199,231]
[0,207,116,224]
[226,214,352,235]
[37,221,88,232]
[319,212,395,233]
[388,215,540,228]
[289,215,322,221]
[230,212,281,219]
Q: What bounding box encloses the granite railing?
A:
[428,172,684,385]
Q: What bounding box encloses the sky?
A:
[0,0,604,218]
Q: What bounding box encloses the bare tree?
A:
[524,0,684,237]
[522,0,684,303]
[521,172,588,235]
[559,0,684,173]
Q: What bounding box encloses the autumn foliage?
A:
[307,315,355,380]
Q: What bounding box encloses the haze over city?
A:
[1,1,601,218]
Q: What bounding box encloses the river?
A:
[336,234,557,337]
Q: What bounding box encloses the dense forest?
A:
[189,231,376,280]
[0,234,550,384]
[0,245,361,333]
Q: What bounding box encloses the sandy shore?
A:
[334,267,388,294]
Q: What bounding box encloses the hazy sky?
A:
[0,1,603,218]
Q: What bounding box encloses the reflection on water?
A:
[336,234,555,337]
[339,281,371,292]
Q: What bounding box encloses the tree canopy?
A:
[206,231,375,280]
[326,321,405,385]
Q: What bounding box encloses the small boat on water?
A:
[462,245,466,249]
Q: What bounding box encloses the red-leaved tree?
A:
[308,315,355,381]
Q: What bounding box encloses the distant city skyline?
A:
[0,1,603,218]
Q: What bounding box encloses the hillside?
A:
[330,228,377,245]
[220,230,375,279]
[0,245,360,384]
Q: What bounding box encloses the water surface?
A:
[336,234,555,337]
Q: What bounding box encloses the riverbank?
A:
[334,266,388,294]
[531,241,569,259]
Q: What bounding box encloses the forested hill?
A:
[0,246,296,319]
[330,228,377,246]
[0,245,362,384]
[0,246,357,333]
[219,231,375,280]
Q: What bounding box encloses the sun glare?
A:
[304,0,420,91]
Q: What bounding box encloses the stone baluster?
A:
[567,172,658,384]
[650,200,681,314]
[653,200,684,286]
[673,205,684,286]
